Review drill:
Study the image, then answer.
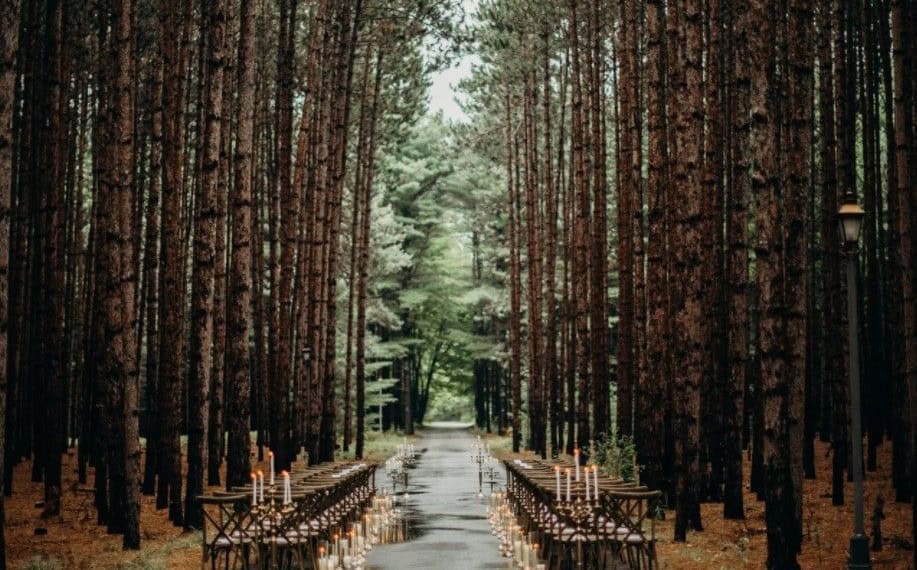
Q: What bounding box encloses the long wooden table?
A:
[503,458,660,570]
[198,461,377,570]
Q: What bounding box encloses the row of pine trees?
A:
[0,0,461,563]
[463,0,916,568]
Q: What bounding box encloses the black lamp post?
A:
[838,194,869,570]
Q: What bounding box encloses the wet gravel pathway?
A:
[366,424,508,570]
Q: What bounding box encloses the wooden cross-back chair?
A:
[199,493,255,570]
[598,490,661,570]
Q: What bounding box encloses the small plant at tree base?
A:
[595,434,639,483]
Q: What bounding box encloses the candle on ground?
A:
[282,470,291,504]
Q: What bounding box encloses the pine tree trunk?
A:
[784,0,814,547]
[185,0,225,529]
[344,52,371,454]
[355,49,382,460]
[589,0,610,443]
[542,25,560,458]
[103,0,141,546]
[272,0,297,473]
[568,0,592,448]
[505,91,523,453]
[724,0,750,520]
[749,0,800,565]
[671,0,704,542]
[643,0,670,499]
[523,69,545,457]
[830,0,851,507]
[141,64,162,496]
[41,0,68,519]
[0,1,21,564]
[226,0,255,490]
[616,0,635,441]
[156,0,189,524]
[892,0,917,543]
[208,9,234,485]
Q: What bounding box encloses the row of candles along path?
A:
[489,491,547,570]
[314,493,401,570]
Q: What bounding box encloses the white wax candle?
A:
[554,466,561,501]
[258,471,264,503]
[585,467,591,501]
[250,473,257,505]
[565,468,571,502]
[514,540,522,561]
[269,451,275,485]
[593,466,599,497]
[574,448,580,482]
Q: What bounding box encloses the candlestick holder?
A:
[470,441,490,498]
[555,497,597,570]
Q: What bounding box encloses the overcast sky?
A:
[426,0,479,123]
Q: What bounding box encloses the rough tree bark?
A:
[0,0,21,564]
[226,0,256,490]
[156,0,189,524]
[185,0,225,529]
[671,0,704,542]
[505,90,523,453]
[724,0,749,520]
[643,0,669,499]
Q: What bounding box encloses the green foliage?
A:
[594,435,640,484]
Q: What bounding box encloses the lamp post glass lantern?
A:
[839,196,870,570]
[838,202,866,245]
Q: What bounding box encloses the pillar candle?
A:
[269,451,275,486]
[554,466,561,501]
[592,466,599,498]
[257,471,264,503]
[250,472,257,505]
[565,468,571,503]
[574,448,580,482]
[585,466,591,501]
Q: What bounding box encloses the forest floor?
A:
[4,434,914,569]
[4,430,415,569]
